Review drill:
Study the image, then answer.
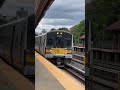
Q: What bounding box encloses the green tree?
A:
[86,0,120,41]
[58,27,69,31]
[70,20,85,45]
[51,28,56,31]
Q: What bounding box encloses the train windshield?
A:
[47,37,55,48]
[55,37,64,48]
[64,38,72,48]
[47,32,72,48]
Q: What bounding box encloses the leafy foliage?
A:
[51,27,69,32]
[70,20,85,45]
[51,28,56,31]
[86,0,120,41]
[58,27,69,31]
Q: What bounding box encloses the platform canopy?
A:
[35,0,54,25]
[80,35,85,40]
[105,20,120,31]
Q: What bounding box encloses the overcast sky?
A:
[36,0,85,33]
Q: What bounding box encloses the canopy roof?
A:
[105,20,120,31]
[80,34,85,40]
[35,0,54,25]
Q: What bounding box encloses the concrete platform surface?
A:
[35,52,85,90]
[35,57,64,90]
[0,59,34,90]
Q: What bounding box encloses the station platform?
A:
[35,52,85,90]
[0,58,34,90]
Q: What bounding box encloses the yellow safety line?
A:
[35,52,85,90]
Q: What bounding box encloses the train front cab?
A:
[45,31,73,66]
[45,48,72,66]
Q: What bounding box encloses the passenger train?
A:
[35,30,73,66]
[0,15,35,75]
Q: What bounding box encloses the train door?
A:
[41,36,44,55]
[43,38,45,55]
[44,35,46,55]
[12,22,25,70]
[39,36,41,53]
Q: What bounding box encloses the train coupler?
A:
[56,58,65,67]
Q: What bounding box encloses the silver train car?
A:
[0,15,35,75]
[35,30,73,66]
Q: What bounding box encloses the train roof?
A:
[35,0,54,25]
[48,30,72,35]
[35,30,72,38]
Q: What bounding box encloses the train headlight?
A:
[67,50,72,54]
[57,32,59,34]
[65,50,68,54]
[46,49,52,53]
[60,32,62,34]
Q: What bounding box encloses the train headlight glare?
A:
[50,50,52,52]
[60,32,62,34]
[67,50,72,54]
[57,32,59,34]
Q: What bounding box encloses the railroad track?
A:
[73,53,85,65]
[64,50,85,83]
[65,63,85,83]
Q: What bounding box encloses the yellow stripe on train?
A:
[46,48,72,54]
